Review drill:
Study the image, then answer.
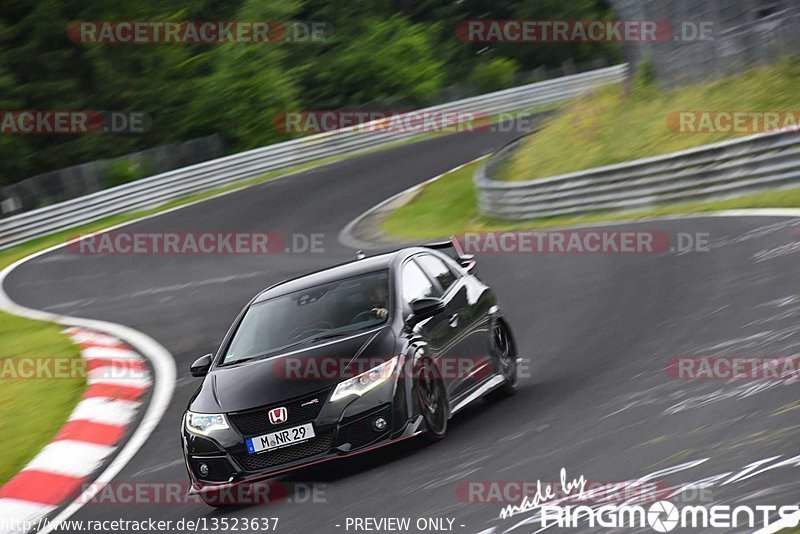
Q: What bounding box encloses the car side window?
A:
[401,260,439,305]
[416,254,458,293]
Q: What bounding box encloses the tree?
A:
[302,15,445,109]
[185,0,301,148]
[0,0,620,187]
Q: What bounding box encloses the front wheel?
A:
[416,358,448,443]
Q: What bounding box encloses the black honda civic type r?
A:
[181,242,519,506]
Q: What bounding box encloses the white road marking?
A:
[68,398,141,426]
[24,440,115,478]
[80,346,142,361]
[63,329,125,347]
[87,367,151,389]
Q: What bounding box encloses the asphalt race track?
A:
[5,127,800,534]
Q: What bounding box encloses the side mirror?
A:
[407,297,446,326]
[190,354,213,377]
[459,254,476,274]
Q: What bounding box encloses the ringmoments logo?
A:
[536,502,800,531]
[497,468,799,532]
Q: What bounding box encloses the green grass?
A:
[501,56,800,182]
[384,58,800,239]
[0,316,84,485]
[381,159,800,240]
[382,161,488,239]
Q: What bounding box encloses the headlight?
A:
[185,411,230,435]
[330,356,402,402]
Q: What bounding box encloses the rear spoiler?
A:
[354,237,476,272]
[423,237,476,273]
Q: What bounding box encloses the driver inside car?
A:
[368,284,389,319]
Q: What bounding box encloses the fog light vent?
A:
[372,417,388,431]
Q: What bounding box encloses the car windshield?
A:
[221,270,390,365]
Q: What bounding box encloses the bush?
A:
[631,57,658,98]
[104,158,147,188]
[469,58,520,94]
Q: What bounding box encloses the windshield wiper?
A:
[221,354,266,366]
[303,330,355,343]
[238,332,350,360]
[223,330,369,366]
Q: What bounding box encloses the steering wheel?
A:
[287,322,334,342]
[352,310,376,323]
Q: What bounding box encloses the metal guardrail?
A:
[1,134,224,216]
[476,127,800,221]
[0,65,628,250]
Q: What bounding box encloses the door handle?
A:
[449,313,459,328]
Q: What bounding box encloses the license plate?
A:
[245,423,315,454]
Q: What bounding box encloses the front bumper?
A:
[182,376,418,493]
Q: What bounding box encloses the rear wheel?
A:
[489,321,518,399]
[416,358,448,442]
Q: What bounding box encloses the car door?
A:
[414,253,490,399]
[399,258,459,396]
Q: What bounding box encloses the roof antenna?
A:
[355,250,366,260]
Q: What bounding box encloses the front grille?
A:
[189,457,234,482]
[338,406,391,449]
[228,391,327,437]
[233,431,334,472]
